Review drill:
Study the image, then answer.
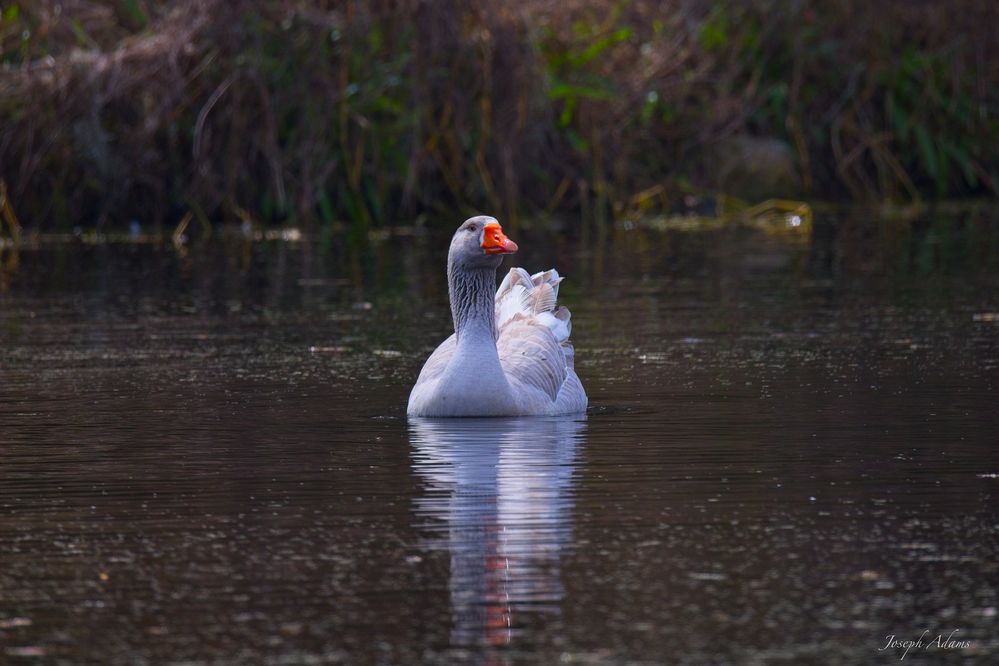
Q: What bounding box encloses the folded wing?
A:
[495,267,581,411]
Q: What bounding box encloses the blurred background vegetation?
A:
[0,0,997,233]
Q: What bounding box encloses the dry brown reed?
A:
[0,0,996,231]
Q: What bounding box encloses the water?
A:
[1,215,998,664]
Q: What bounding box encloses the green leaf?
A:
[565,129,589,153]
[2,4,19,23]
[364,178,381,222]
[935,142,951,192]
[660,102,675,124]
[741,22,761,54]
[640,91,658,124]
[69,19,92,47]
[770,82,788,108]
[914,124,937,180]
[886,92,909,139]
[549,82,615,102]
[700,9,729,50]
[318,192,335,226]
[558,97,577,127]
[942,141,977,188]
[118,0,148,29]
[572,27,632,67]
[372,95,404,115]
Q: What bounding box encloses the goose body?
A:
[407,216,587,417]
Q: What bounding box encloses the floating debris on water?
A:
[688,572,728,581]
[5,647,47,657]
[631,197,813,239]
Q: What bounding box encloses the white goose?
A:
[407,216,587,417]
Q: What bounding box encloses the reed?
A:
[0,0,996,231]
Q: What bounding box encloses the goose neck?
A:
[447,263,497,343]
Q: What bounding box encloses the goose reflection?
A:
[409,416,585,648]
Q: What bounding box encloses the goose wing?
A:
[412,333,456,387]
[494,268,581,410]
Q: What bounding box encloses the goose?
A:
[407,216,587,417]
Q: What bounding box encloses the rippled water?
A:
[2,215,998,664]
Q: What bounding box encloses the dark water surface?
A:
[2,215,998,664]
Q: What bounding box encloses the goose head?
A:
[447,216,518,272]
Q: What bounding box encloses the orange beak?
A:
[481,222,518,255]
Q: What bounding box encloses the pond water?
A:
[1,213,998,664]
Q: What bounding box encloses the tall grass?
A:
[0,0,996,232]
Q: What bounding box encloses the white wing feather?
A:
[494,267,584,413]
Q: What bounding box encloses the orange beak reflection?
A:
[481,222,518,255]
